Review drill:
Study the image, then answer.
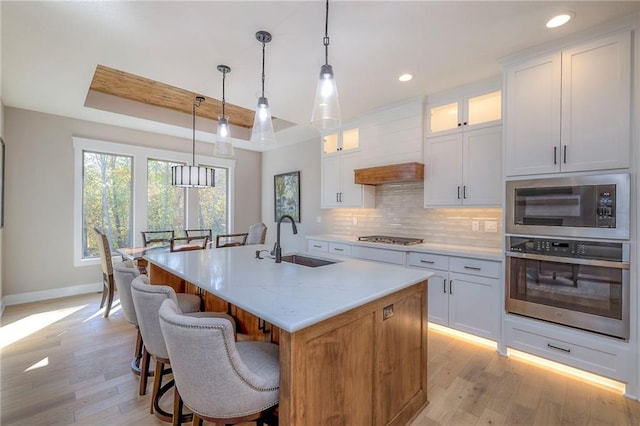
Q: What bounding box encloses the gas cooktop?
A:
[357,235,424,246]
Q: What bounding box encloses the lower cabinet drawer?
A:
[449,256,500,278]
[407,252,448,271]
[351,246,406,265]
[308,240,329,253]
[505,317,629,382]
[329,242,351,256]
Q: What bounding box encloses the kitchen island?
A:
[145,244,433,426]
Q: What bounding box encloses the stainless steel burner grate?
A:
[357,235,424,245]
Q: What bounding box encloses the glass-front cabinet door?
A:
[322,127,360,154]
[427,78,502,135]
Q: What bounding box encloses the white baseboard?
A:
[2,282,103,307]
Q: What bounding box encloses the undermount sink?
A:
[281,254,337,268]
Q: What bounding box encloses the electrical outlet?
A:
[472,221,480,231]
[316,216,322,223]
[383,304,394,320]
[485,220,498,232]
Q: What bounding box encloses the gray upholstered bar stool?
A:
[113,260,145,375]
[159,298,279,426]
[131,276,235,423]
[113,265,201,381]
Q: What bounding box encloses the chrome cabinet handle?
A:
[563,145,567,164]
[457,186,461,199]
[443,279,447,294]
[553,146,557,164]
[420,259,435,264]
[464,265,482,271]
[463,186,467,199]
[449,280,453,294]
[547,343,571,353]
[312,244,322,248]
[333,248,344,252]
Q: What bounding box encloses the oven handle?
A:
[505,251,629,269]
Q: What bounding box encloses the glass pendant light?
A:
[171,96,215,187]
[250,30,276,146]
[214,64,234,157]
[311,0,341,129]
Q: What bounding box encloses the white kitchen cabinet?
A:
[322,127,360,155]
[424,125,502,207]
[351,245,406,265]
[504,30,631,176]
[321,151,375,208]
[427,78,502,136]
[408,252,500,341]
[308,239,329,253]
[328,242,351,256]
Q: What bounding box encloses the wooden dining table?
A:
[117,245,170,273]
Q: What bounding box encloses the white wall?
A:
[261,137,324,252]
[2,107,261,305]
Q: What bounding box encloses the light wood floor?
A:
[1,293,639,425]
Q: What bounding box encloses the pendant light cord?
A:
[323,0,330,65]
[221,71,226,115]
[261,41,266,97]
[192,96,204,166]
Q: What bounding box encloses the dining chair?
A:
[184,228,213,241]
[93,227,115,318]
[159,298,279,426]
[215,233,248,248]
[246,222,268,245]
[170,236,210,252]
[131,276,235,423]
[141,230,175,247]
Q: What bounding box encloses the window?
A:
[197,166,229,235]
[74,137,235,266]
[147,159,186,233]
[82,151,132,257]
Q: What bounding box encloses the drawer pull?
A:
[420,259,435,264]
[547,343,571,353]
[449,280,453,294]
[313,244,322,248]
[443,279,447,294]
[464,265,482,271]
[333,248,344,252]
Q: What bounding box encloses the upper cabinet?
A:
[427,79,502,136]
[321,151,375,209]
[424,126,503,207]
[424,78,503,208]
[504,31,631,176]
[322,127,360,155]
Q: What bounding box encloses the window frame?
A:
[73,137,235,267]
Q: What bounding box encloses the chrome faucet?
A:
[273,214,298,263]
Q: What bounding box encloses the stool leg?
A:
[173,386,183,426]
[139,347,151,396]
[192,414,203,426]
[151,359,164,414]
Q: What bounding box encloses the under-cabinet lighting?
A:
[399,73,413,82]
[507,348,625,393]
[428,322,497,349]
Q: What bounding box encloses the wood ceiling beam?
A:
[88,64,256,128]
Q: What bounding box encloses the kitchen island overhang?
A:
[145,244,433,425]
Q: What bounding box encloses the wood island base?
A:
[149,262,428,425]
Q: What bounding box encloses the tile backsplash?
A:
[322,183,502,248]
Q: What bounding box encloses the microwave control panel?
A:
[596,185,616,228]
[508,236,623,261]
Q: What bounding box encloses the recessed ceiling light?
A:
[399,73,413,82]
[546,12,574,28]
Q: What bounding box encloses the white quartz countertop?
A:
[144,244,432,333]
[307,234,503,261]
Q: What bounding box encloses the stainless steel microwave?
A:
[506,174,630,240]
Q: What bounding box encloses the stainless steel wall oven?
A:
[506,236,630,339]
[506,173,630,239]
